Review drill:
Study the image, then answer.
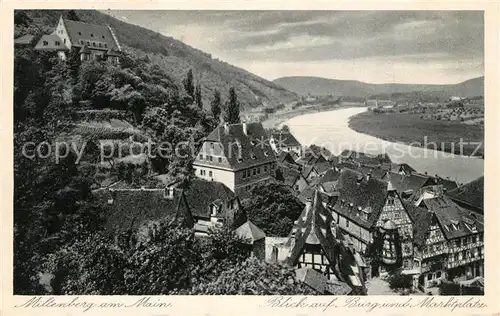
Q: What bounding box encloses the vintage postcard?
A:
[1,1,499,316]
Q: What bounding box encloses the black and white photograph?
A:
[12,9,486,297]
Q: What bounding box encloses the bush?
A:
[387,271,413,292]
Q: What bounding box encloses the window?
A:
[264,165,268,173]
[346,220,350,228]
[99,43,102,47]
[253,169,256,176]
[102,35,105,39]
[198,154,203,160]
[86,41,90,45]
[427,274,433,281]
[218,157,222,163]
[43,41,48,46]
[209,156,213,162]
[209,171,213,177]
[78,32,82,35]
[63,39,66,44]
[104,43,108,48]
[91,33,94,37]
[93,42,96,47]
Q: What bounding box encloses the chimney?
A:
[242,122,248,135]
[366,172,371,181]
[224,123,229,134]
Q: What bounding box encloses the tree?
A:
[243,181,304,237]
[211,89,222,120]
[225,87,240,124]
[281,125,290,133]
[387,270,413,292]
[186,257,317,295]
[195,83,203,109]
[66,10,80,21]
[183,69,195,99]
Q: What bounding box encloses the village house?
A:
[276,164,309,194]
[92,179,245,237]
[16,15,121,63]
[269,131,302,156]
[338,150,392,167]
[235,221,267,261]
[193,122,277,198]
[330,168,415,275]
[275,190,366,294]
[408,188,484,290]
[382,172,437,200]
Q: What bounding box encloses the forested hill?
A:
[273,76,484,98]
[17,9,298,110]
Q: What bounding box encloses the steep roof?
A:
[271,132,301,147]
[34,34,68,51]
[277,151,298,165]
[446,176,483,212]
[279,166,303,187]
[62,18,120,51]
[14,34,36,45]
[295,267,351,295]
[106,48,121,57]
[286,191,338,266]
[235,221,266,243]
[200,123,276,170]
[388,172,435,196]
[179,179,238,219]
[403,202,433,247]
[93,188,194,233]
[435,177,459,192]
[332,168,389,229]
[419,196,484,240]
[311,168,341,185]
[391,163,417,174]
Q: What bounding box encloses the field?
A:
[348,112,484,157]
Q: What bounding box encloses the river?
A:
[285,107,484,184]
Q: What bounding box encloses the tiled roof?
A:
[314,162,331,174]
[14,34,36,45]
[93,188,194,233]
[271,132,301,147]
[63,18,119,51]
[277,151,298,165]
[200,123,276,170]
[235,221,266,243]
[302,165,318,178]
[106,48,121,57]
[286,191,338,266]
[388,172,435,196]
[34,34,68,51]
[446,176,483,212]
[178,179,239,219]
[310,168,341,185]
[277,165,302,187]
[420,196,484,240]
[403,202,433,247]
[434,177,459,192]
[332,168,389,229]
[295,267,328,293]
[339,150,392,165]
[391,163,417,174]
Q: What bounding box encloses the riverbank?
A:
[348,111,484,158]
[260,102,364,129]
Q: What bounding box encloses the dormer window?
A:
[102,35,105,39]
[55,41,60,46]
[264,151,269,156]
[104,43,108,48]
[237,158,243,163]
[78,32,82,35]
[43,41,48,46]
[164,187,174,199]
[91,33,94,37]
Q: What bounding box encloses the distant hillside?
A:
[18,10,298,110]
[273,76,484,98]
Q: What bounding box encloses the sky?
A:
[108,10,484,84]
